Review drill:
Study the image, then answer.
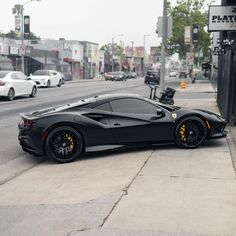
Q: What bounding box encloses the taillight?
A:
[22,119,34,128]
[0,80,5,86]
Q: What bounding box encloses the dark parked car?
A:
[105,72,127,81]
[145,69,160,84]
[19,94,227,163]
[179,71,188,78]
[127,72,137,79]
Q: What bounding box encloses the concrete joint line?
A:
[227,131,236,176]
[100,149,155,228]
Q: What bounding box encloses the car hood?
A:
[173,107,225,122]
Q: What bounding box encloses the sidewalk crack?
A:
[100,149,155,227]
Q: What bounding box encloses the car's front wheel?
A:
[45,126,84,163]
[30,86,37,97]
[57,79,62,87]
[175,117,207,148]
[47,80,51,88]
[7,88,15,101]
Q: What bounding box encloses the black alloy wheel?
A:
[47,80,51,88]
[175,117,207,148]
[30,86,37,97]
[7,88,15,101]
[45,126,84,163]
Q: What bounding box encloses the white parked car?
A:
[169,71,178,77]
[0,71,37,101]
[29,70,62,88]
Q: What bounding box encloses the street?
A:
[0,78,235,236]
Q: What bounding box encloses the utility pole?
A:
[143,34,150,75]
[160,0,167,91]
[131,41,134,72]
[12,0,41,74]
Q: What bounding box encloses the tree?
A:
[100,44,125,58]
[0,30,40,40]
[168,0,212,60]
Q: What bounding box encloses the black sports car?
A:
[18,94,227,163]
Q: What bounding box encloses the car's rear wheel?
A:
[45,126,84,163]
[7,88,15,101]
[175,117,207,148]
[30,86,37,97]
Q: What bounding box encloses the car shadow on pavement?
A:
[42,139,227,165]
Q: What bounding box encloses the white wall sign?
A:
[208,5,236,31]
[9,46,19,55]
[184,26,192,45]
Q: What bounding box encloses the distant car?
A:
[0,71,37,101]
[29,70,62,88]
[169,71,178,77]
[145,69,160,84]
[179,71,188,78]
[127,72,137,79]
[105,72,127,81]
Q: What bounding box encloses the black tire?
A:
[175,116,207,148]
[7,88,15,101]
[47,80,51,88]
[30,86,37,97]
[57,79,62,87]
[45,126,84,163]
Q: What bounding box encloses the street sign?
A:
[208,5,236,31]
[186,52,194,66]
[184,26,192,45]
[157,16,172,38]
[18,46,25,56]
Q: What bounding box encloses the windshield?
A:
[33,70,50,76]
[0,71,10,78]
[110,72,123,76]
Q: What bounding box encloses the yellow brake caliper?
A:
[66,134,74,152]
[180,124,187,142]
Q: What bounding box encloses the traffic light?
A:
[192,24,199,44]
[24,16,30,39]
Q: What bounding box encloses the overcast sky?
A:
[1,0,220,52]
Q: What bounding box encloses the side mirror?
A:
[27,77,31,80]
[156,108,164,116]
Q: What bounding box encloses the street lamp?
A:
[143,34,150,75]
[111,34,123,72]
[12,0,41,73]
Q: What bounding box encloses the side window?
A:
[11,73,18,80]
[17,72,27,80]
[95,102,112,112]
[110,98,157,114]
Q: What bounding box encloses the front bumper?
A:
[32,80,48,87]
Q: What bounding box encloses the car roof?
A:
[93,93,143,102]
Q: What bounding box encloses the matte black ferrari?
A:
[18,94,227,163]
